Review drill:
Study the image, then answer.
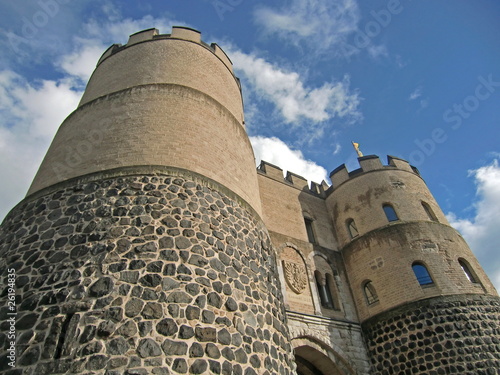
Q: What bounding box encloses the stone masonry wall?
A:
[0,169,295,375]
[362,295,500,375]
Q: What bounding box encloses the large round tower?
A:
[0,27,294,374]
[327,155,500,374]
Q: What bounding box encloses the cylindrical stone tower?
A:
[327,155,500,374]
[0,27,294,375]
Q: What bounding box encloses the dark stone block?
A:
[137,338,162,358]
[190,359,208,374]
[17,313,38,330]
[172,358,188,373]
[175,236,191,249]
[156,318,178,336]
[162,339,188,355]
[186,305,201,320]
[89,277,113,297]
[179,325,195,339]
[166,291,192,304]
[139,274,162,287]
[141,302,163,319]
[189,342,204,357]
[207,292,222,308]
[225,297,238,312]
[86,354,108,370]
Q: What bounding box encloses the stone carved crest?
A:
[283,261,307,294]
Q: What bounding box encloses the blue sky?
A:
[0,0,499,289]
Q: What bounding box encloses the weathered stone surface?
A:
[195,327,217,342]
[172,358,187,373]
[125,298,144,318]
[137,338,162,358]
[179,325,195,339]
[162,339,188,356]
[156,318,178,337]
[141,302,163,319]
[0,174,296,374]
[190,359,208,374]
[106,337,130,355]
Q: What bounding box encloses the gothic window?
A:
[412,262,434,286]
[304,218,316,243]
[458,259,478,283]
[325,273,341,311]
[315,270,337,309]
[383,204,399,222]
[363,281,379,305]
[422,202,438,222]
[346,218,359,239]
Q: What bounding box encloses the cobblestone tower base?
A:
[0,168,294,374]
[362,295,500,375]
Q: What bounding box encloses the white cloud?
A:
[59,38,106,82]
[333,143,342,155]
[250,136,328,184]
[367,44,388,59]
[447,159,500,292]
[229,49,361,125]
[0,70,82,221]
[254,0,360,53]
[409,86,423,100]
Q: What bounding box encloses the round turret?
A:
[326,155,500,374]
[0,27,294,374]
[28,26,262,215]
[327,155,496,321]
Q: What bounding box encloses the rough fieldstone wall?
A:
[0,171,295,375]
[362,295,500,375]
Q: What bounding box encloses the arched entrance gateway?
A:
[292,337,356,375]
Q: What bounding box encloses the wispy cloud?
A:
[409,86,423,100]
[253,0,360,54]
[251,136,328,184]
[0,71,82,220]
[447,159,500,291]
[228,48,362,128]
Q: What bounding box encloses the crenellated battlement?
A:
[96,26,234,73]
[329,155,420,189]
[257,160,328,196]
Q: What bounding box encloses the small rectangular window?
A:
[304,218,316,243]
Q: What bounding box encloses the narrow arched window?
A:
[304,218,316,243]
[458,259,478,283]
[422,202,438,222]
[412,262,433,286]
[363,281,379,305]
[325,273,340,311]
[383,204,399,222]
[346,219,359,239]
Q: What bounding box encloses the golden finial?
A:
[352,141,363,157]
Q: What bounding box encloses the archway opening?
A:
[294,345,345,375]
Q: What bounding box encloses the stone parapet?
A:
[329,155,420,190]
